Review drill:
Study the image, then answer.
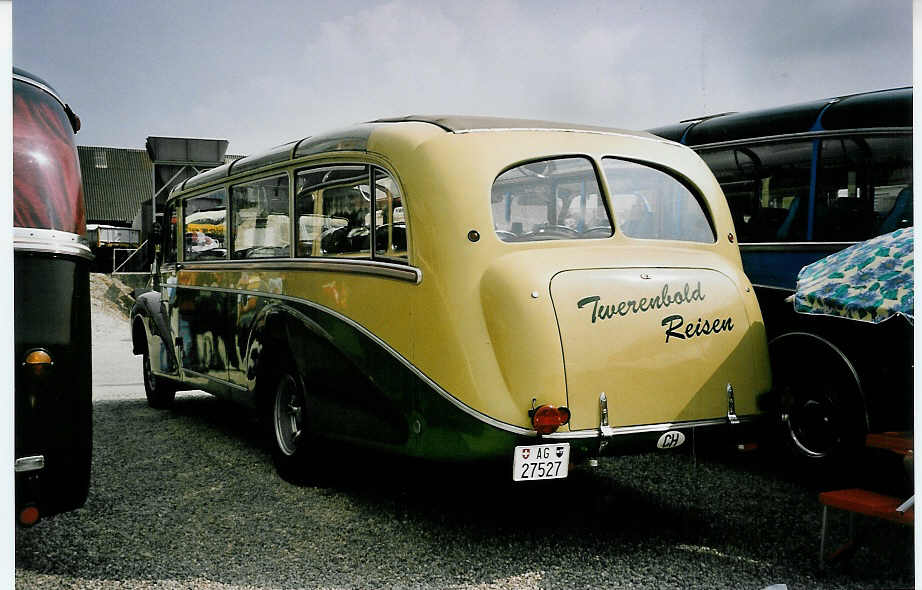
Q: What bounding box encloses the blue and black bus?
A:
[652,89,912,467]
[650,87,912,323]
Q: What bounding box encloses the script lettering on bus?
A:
[576,282,705,323]
[576,282,733,343]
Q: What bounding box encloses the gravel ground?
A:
[14,276,915,589]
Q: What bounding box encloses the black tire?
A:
[143,350,176,409]
[266,363,311,483]
[769,332,867,470]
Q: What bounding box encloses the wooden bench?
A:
[819,488,914,568]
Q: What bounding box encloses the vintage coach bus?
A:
[131,116,771,482]
[13,68,92,524]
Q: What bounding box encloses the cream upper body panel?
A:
[363,125,767,430]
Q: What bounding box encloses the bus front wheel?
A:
[142,351,176,409]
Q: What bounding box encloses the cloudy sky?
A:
[13,0,913,156]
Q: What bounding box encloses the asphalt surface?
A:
[13,278,915,589]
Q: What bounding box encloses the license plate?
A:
[512,443,570,481]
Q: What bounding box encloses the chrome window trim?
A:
[180,258,421,284]
[176,159,414,267]
[13,227,93,260]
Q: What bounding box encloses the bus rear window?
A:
[491,157,612,242]
[601,158,715,243]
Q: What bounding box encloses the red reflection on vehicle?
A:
[13,81,85,234]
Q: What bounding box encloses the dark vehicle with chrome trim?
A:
[131,116,771,483]
[649,88,911,320]
[650,89,912,467]
[13,68,92,525]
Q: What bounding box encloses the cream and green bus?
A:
[131,116,771,482]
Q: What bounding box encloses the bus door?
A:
[176,191,231,385]
[150,202,182,378]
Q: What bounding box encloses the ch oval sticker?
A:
[656,431,686,450]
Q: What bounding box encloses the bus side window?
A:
[295,165,371,258]
[701,143,811,243]
[163,204,177,264]
[373,168,408,260]
[183,190,228,261]
[815,136,912,241]
[231,174,290,259]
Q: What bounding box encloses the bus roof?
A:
[648,87,912,146]
[367,115,638,135]
[176,116,653,196]
[13,67,67,109]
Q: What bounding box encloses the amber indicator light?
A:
[23,349,53,377]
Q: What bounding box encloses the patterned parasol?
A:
[793,227,914,324]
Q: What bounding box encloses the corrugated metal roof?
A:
[78,146,152,225]
[78,146,243,225]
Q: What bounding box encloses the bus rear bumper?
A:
[545,415,766,459]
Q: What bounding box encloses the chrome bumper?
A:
[15,455,45,473]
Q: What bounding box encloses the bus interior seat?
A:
[827,197,873,241]
[878,186,913,235]
[749,207,789,241]
[775,195,802,241]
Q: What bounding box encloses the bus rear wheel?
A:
[769,332,866,472]
[267,365,311,483]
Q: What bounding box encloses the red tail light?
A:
[531,405,571,435]
[18,505,40,527]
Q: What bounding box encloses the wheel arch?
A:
[131,313,150,356]
[769,330,870,432]
[245,302,333,406]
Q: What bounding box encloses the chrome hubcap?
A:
[785,395,839,458]
[273,375,303,456]
[143,354,154,391]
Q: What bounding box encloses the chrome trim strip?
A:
[181,369,249,392]
[691,128,911,151]
[13,73,68,109]
[13,227,93,260]
[15,455,45,473]
[180,258,421,284]
[545,415,759,440]
[752,283,796,294]
[455,127,675,145]
[739,242,855,253]
[173,283,536,437]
